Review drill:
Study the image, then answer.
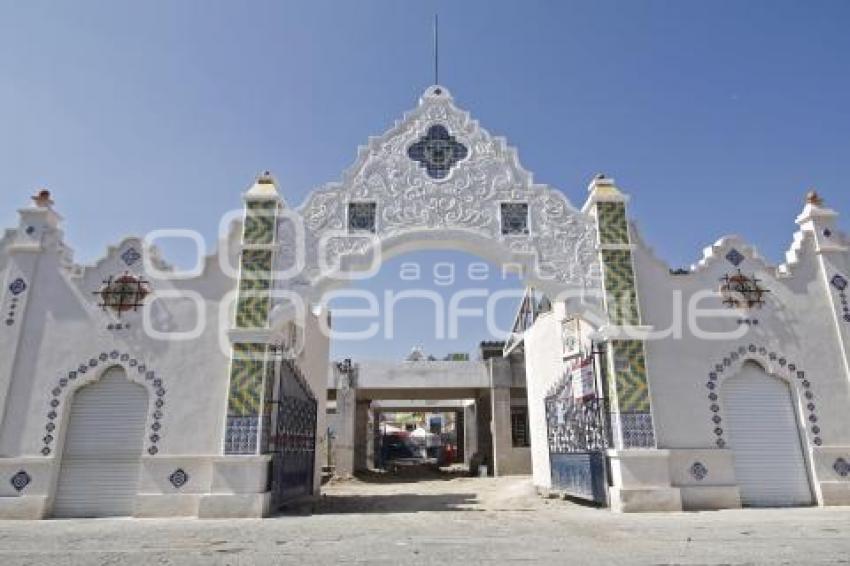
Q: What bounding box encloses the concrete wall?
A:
[524,198,850,510]
[628,203,850,507]
[0,199,331,518]
[335,360,491,392]
[524,304,572,489]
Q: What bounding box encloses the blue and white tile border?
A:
[830,274,850,324]
[41,351,167,457]
[9,470,31,492]
[4,276,27,327]
[704,344,821,449]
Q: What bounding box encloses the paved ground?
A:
[2,474,850,565]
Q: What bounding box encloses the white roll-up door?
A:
[52,367,148,518]
[721,362,813,507]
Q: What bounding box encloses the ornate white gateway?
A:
[4,83,850,520]
[270,86,602,304]
[226,86,661,510]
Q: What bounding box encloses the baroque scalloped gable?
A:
[0,228,15,271]
[279,86,601,294]
[691,236,772,275]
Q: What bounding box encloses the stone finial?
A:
[582,174,626,212]
[805,190,823,206]
[31,189,54,208]
[245,170,281,200]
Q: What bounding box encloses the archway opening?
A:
[321,247,532,505]
[721,361,813,507]
[52,366,149,518]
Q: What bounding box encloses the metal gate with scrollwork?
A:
[545,360,610,505]
[268,358,317,507]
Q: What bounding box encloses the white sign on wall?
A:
[570,357,595,400]
[562,317,582,359]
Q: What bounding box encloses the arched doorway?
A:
[52,366,149,517]
[721,361,813,507]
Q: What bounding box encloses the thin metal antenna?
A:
[433,14,439,85]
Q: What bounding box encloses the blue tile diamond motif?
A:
[725,248,745,267]
[169,468,189,488]
[8,278,26,296]
[831,274,848,291]
[501,203,530,235]
[348,202,377,233]
[121,247,142,266]
[407,124,468,180]
[10,470,31,492]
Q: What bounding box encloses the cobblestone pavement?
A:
[2,475,850,565]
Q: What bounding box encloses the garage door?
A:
[52,367,149,518]
[721,362,813,507]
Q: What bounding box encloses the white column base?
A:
[609,486,682,512]
[0,495,48,519]
[198,492,270,518]
[607,449,683,512]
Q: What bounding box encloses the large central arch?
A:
[224,86,659,514]
[272,85,602,307]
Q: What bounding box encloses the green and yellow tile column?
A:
[584,175,656,448]
[224,173,281,455]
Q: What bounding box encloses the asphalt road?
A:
[2,475,849,565]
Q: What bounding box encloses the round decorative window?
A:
[719,270,769,309]
[95,274,151,315]
[407,124,468,180]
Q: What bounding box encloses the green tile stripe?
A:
[227,343,268,417]
[235,296,271,328]
[235,249,273,328]
[239,276,270,292]
[597,202,629,245]
[241,249,272,275]
[610,339,650,413]
[243,200,277,245]
[601,249,640,326]
[262,356,276,419]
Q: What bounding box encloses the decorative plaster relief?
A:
[287,87,601,293]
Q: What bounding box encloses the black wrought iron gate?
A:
[268,358,317,507]
[545,357,610,505]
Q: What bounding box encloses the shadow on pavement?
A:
[352,467,470,484]
[276,492,479,515]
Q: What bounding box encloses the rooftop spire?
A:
[433,14,439,85]
[31,189,54,208]
[805,189,824,206]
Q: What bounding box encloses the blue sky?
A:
[1,1,848,360]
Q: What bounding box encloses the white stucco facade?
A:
[0,190,330,519]
[523,182,850,511]
[1,85,848,518]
